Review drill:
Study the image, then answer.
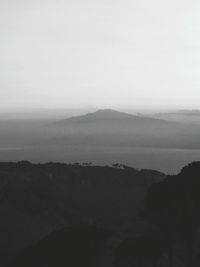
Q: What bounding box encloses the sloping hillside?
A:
[0,161,164,266]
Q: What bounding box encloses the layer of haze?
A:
[1,0,200,110]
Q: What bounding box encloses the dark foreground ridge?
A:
[9,224,112,267]
[0,161,200,267]
[0,161,164,266]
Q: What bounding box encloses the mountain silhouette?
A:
[43,109,190,148]
[49,109,170,127]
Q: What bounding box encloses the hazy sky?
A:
[1,0,200,110]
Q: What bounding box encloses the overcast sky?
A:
[1,0,200,110]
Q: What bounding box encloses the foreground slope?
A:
[0,161,164,266]
[9,225,111,267]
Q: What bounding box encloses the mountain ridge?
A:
[49,109,174,127]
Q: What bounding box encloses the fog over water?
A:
[0,108,200,174]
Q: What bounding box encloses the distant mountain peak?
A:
[49,108,169,128]
[94,109,121,113]
[87,109,133,117]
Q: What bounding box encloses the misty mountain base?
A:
[1,109,200,173]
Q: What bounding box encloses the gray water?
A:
[0,145,200,174]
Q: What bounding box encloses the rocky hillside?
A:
[0,161,164,266]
